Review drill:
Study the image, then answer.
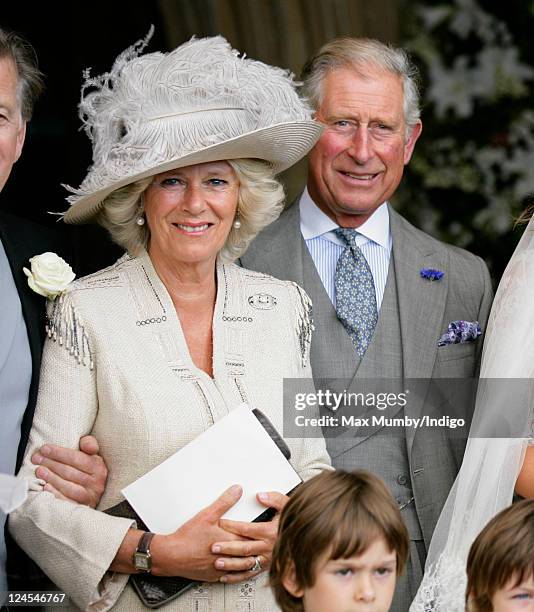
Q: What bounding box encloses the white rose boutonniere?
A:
[23,252,76,299]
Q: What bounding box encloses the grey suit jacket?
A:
[241,199,494,547]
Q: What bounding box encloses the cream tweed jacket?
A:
[10,251,330,611]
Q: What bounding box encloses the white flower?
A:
[427,56,474,118]
[23,252,76,299]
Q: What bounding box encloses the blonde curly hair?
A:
[95,158,284,263]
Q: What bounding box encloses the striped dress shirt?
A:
[299,188,392,311]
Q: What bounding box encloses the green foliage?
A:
[398,0,534,280]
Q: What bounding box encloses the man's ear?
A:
[403,120,422,165]
[282,562,304,598]
[14,120,27,163]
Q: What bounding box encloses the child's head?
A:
[270,469,409,612]
[466,498,534,612]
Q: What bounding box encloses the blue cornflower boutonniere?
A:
[420,268,444,281]
[438,320,481,347]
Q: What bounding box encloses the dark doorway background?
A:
[2,4,169,272]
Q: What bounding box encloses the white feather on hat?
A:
[63,29,322,223]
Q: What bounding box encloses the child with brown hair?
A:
[270,469,409,612]
[466,498,534,612]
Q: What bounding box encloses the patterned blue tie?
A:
[334,228,378,356]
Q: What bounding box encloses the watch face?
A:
[134,552,151,571]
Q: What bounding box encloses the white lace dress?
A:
[411,218,534,611]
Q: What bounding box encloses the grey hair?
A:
[301,37,421,130]
[0,27,44,121]
[95,159,284,262]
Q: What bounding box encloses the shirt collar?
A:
[299,187,390,249]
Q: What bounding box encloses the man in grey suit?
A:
[241,38,493,610]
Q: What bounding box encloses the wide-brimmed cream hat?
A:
[63,31,322,223]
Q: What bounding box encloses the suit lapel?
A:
[0,211,45,380]
[243,200,359,377]
[389,208,449,453]
[0,211,66,469]
[241,201,305,288]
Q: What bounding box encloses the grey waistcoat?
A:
[302,244,423,539]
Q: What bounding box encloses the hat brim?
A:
[64,120,323,224]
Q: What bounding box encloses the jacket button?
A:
[397,474,408,486]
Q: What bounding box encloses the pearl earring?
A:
[233,215,241,230]
[136,216,145,226]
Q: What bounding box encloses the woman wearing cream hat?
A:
[10,32,329,611]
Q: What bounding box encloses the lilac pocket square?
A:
[438,320,481,347]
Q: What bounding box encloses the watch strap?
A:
[137,531,155,555]
[133,531,155,572]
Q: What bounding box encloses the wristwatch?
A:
[133,531,155,572]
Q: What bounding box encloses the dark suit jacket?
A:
[0,209,69,590]
[0,210,70,469]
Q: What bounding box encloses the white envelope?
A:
[122,404,301,534]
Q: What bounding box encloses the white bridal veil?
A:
[411,216,534,611]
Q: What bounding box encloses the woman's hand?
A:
[149,484,247,582]
[210,491,289,584]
